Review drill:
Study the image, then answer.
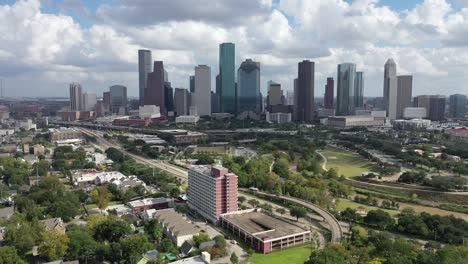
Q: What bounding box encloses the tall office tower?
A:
[414,95,431,110]
[174,88,189,116]
[267,81,284,107]
[103,91,111,106]
[219,43,236,113]
[109,85,127,114]
[237,59,261,113]
[396,75,413,118]
[188,165,238,223]
[297,60,315,122]
[324,77,334,109]
[354,72,364,108]
[189,76,195,93]
[384,59,398,119]
[216,74,221,94]
[82,92,97,111]
[193,65,211,116]
[164,82,174,114]
[69,82,82,111]
[211,91,221,113]
[145,61,166,114]
[293,78,298,121]
[138,49,152,105]
[449,94,467,118]
[429,95,446,121]
[286,90,295,106]
[336,63,356,116]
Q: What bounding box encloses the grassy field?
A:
[248,244,313,264]
[195,146,230,155]
[336,199,400,216]
[320,147,379,177]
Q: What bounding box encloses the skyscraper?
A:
[193,65,211,116]
[109,85,127,114]
[429,95,446,121]
[174,88,189,116]
[384,59,398,119]
[336,63,356,116]
[267,81,283,107]
[145,61,166,114]
[324,77,334,109]
[164,82,174,114]
[69,82,82,111]
[189,75,195,93]
[82,92,97,111]
[449,94,467,118]
[138,50,152,105]
[237,59,261,113]
[103,91,111,107]
[219,43,236,113]
[396,75,413,119]
[296,60,315,122]
[354,72,364,108]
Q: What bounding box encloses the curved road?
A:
[79,128,188,182]
[240,188,344,243]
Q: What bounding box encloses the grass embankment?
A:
[248,244,313,264]
[320,147,379,177]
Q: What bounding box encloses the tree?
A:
[169,186,181,198]
[120,234,153,264]
[0,247,27,264]
[195,153,215,165]
[93,216,132,242]
[159,238,177,253]
[38,230,70,261]
[230,252,239,264]
[5,217,43,255]
[307,246,347,264]
[144,219,163,242]
[91,186,112,213]
[364,210,395,230]
[66,225,98,261]
[238,196,246,203]
[276,207,286,216]
[247,199,259,207]
[193,233,211,247]
[290,206,307,221]
[105,148,125,163]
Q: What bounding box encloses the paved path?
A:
[240,188,344,243]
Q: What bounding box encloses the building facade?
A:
[324,77,334,109]
[219,43,236,113]
[138,49,152,105]
[267,81,283,108]
[109,85,127,114]
[237,59,261,113]
[336,63,356,116]
[194,65,211,116]
[145,61,166,115]
[428,95,446,121]
[354,72,364,108]
[296,60,315,122]
[82,92,97,111]
[449,94,467,118]
[396,75,413,119]
[188,165,238,223]
[174,88,190,116]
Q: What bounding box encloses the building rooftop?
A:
[221,210,310,242]
[127,197,170,208]
[154,209,198,237]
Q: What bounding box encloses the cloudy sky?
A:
[1,0,468,98]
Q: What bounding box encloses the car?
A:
[249,187,259,192]
[230,240,237,245]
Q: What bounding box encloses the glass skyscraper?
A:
[219,43,236,113]
[138,50,152,106]
[237,59,261,113]
[336,63,356,116]
[354,71,364,108]
[449,94,467,118]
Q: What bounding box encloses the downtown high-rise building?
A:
[145,61,166,115]
[219,43,236,113]
[109,85,127,114]
[193,65,211,116]
[449,94,467,118]
[189,75,195,93]
[174,88,189,116]
[396,75,413,119]
[383,58,398,119]
[69,82,82,111]
[296,60,315,122]
[267,81,284,107]
[429,95,446,121]
[324,77,334,109]
[164,82,174,114]
[138,49,152,105]
[336,63,356,116]
[82,92,97,111]
[237,59,261,113]
[354,72,364,108]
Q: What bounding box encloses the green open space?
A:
[248,244,313,264]
[336,199,399,216]
[320,147,379,177]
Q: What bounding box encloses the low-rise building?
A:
[153,209,199,247]
[139,105,161,119]
[33,144,45,155]
[220,209,311,254]
[49,127,82,142]
[266,112,292,124]
[403,107,427,119]
[327,116,385,128]
[447,128,468,139]
[127,197,172,214]
[19,119,36,130]
[40,218,65,234]
[393,119,431,130]
[176,115,200,124]
[159,130,208,144]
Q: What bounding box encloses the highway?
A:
[78,128,188,182]
[240,188,344,243]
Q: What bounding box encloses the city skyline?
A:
[1,0,468,98]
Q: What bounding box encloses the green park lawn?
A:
[336,199,399,216]
[320,147,379,177]
[248,244,313,264]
